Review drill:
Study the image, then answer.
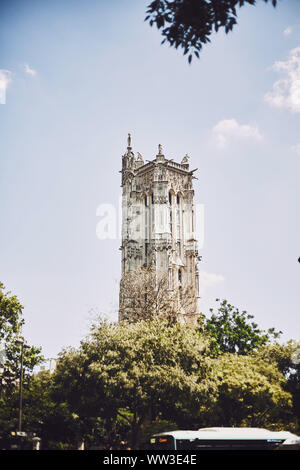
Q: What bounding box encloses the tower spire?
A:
[127,133,132,150]
[156,143,165,162]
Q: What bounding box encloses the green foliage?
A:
[254,341,297,375]
[0,388,19,438]
[1,291,295,449]
[0,370,89,449]
[201,298,281,355]
[145,0,278,62]
[0,282,44,442]
[0,283,44,388]
[205,353,294,429]
[53,318,216,448]
[0,281,24,341]
[50,316,295,448]
[253,341,300,432]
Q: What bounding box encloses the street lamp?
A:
[16,337,30,434]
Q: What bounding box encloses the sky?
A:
[0,0,299,361]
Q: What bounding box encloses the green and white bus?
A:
[149,427,300,450]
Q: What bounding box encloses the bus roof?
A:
[153,428,300,444]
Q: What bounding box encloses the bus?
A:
[149,427,300,450]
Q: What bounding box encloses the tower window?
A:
[145,197,149,241]
[176,205,181,240]
[169,191,173,235]
[169,207,173,235]
[151,193,155,233]
[178,268,182,283]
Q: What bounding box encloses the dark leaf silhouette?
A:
[145,0,278,62]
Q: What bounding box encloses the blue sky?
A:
[0,0,299,359]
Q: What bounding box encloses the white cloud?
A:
[24,63,37,76]
[291,143,300,156]
[264,46,300,113]
[212,118,263,148]
[199,271,225,296]
[283,26,292,36]
[0,69,12,104]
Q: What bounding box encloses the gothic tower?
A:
[119,134,200,324]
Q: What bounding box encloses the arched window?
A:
[150,192,155,233]
[176,193,181,241]
[144,195,149,265]
[169,191,173,235]
[144,195,148,243]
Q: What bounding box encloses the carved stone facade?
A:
[119,134,200,324]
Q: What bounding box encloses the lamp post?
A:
[16,337,29,433]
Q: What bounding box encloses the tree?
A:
[145,0,278,63]
[119,266,197,324]
[0,370,89,450]
[22,371,87,450]
[54,317,296,448]
[0,282,44,439]
[53,318,216,449]
[204,352,294,429]
[0,282,43,384]
[253,341,300,432]
[201,298,281,355]
[12,316,296,448]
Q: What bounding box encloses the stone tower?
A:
[119,134,200,324]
